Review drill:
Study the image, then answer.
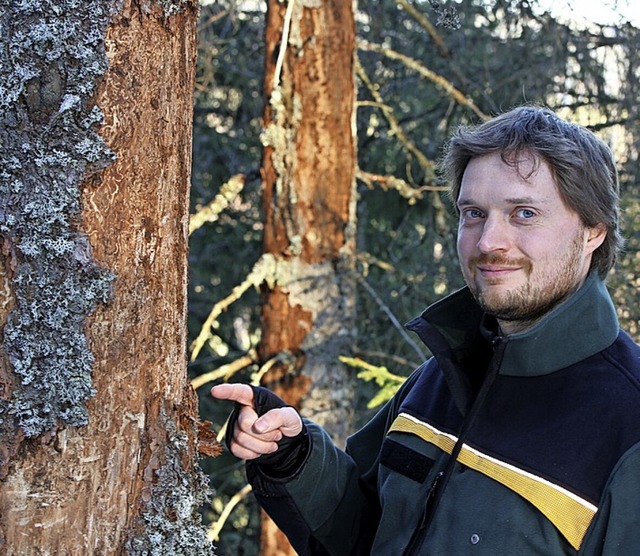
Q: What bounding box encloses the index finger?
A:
[210,383,255,407]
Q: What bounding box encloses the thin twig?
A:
[357,55,451,227]
[190,254,277,361]
[354,273,426,362]
[357,39,489,121]
[397,0,472,91]
[357,99,393,111]
[354,348,422,370]
[189,174,246,236]
[191,352,256,390]
[357,168,448,201]
[197,8,229,33]
[356,56,437,177]
[190,284,253,362]
[207,483,253,542]
[397,0,451,58]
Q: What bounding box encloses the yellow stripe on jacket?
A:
[388,412,597,550]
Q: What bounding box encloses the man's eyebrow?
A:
[456,197,474,207]
[504,196,542,205]
[456,196,546,207]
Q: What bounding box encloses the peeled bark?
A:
[0,1,217,554]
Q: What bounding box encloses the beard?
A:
[467,233,587,327]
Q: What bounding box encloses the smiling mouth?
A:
[474,265,523,283]
[477,265,521,274]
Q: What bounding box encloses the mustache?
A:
[469,254,532,270]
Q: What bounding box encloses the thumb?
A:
[210,383,255,408]
[254,407,303,437]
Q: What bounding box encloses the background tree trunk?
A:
[0,1,217,554]
[259,0,358,553]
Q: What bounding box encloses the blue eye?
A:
[515,208,535,219]
[462,208,484,219]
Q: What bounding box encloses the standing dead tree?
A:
[258,0,358,553]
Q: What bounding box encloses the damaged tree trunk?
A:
[0,1,218,554]
[259,0,358,553]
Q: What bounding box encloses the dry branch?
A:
[191,352,256,390]
[207,483,253,542]
[397,0,451,58]
[356,55,438,178]
[357,39,489,121]
[189,174,246,235]
[357,169,447,202]
[356,55,451,228]
[353,272,426,362]
[190,254,277,361]
[396,0,472,91]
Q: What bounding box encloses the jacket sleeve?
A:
[580,441,640,555]
[246,366,426,555]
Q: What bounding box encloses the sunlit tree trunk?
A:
[259,0,358,553]
[0,2,218,554]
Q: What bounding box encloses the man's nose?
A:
[477,216,511,253]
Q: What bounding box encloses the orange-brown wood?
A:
[259,1,357,553]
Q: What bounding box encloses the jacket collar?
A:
[407,272,619,378]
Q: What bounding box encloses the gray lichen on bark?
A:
[0,0,116,438]
[143,0,191,16]
[127,410,216,556]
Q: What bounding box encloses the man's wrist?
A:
[253,423,310,480]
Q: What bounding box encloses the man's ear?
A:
[586,223,607,254]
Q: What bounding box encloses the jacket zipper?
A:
[402,337,508,556]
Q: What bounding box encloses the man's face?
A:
[456,152,606,334]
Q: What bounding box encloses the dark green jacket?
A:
[248,274,640,555]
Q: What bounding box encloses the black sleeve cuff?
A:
[252,423,311,480]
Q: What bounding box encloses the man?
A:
[212,106,640,555]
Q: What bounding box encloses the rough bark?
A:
[0,1,217,554]
[259,0,358,553]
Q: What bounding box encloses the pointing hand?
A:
[211,384,304,462]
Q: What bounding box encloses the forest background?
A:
[187,0,640,553]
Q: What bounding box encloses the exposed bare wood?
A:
[258,0,358,552]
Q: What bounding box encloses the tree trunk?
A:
[0,1,218,554]
[259,0,357,553]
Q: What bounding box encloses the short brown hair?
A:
[442,105,623,278]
